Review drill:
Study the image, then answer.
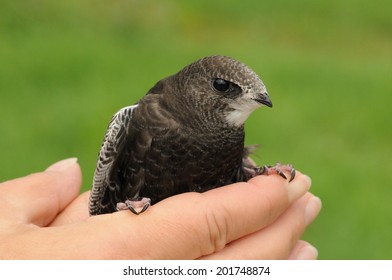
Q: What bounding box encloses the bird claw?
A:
[116,197,151,215]
[260,162,296,182]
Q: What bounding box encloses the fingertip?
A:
[249,172,312,203]
[290,243,319,260]
[46,158,79,172]
[46,158,82,192]
[302,174,312,189]
[305,196,322,226]
[287,173,312,202]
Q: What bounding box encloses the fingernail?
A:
[46,158,78,172]
[305,196,322,226]
[294,244,318,260]
[288,175,312,202]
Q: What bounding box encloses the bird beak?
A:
[255,92,273,108]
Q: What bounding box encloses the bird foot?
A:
[116,197,151,215]
[257,162,296,182]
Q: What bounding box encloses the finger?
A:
[1,172,312,259]
[102,172,312,259]
[0,158,82,226]
[201,193,321,259]
[288,240,318,260]
[50,191,90,226]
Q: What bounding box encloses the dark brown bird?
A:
[89,55,294,215]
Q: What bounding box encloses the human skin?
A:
[0,158,321,259]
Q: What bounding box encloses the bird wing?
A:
[89,104,137,215]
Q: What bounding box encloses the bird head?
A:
[172,55,272,128]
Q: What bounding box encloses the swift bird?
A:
[89,55,295,215]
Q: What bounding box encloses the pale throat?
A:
[225,101,261,127]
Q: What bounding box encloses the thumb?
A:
[0,158,82,226]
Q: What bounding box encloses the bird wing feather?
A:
[89,104,137,215]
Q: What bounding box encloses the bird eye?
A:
[213,78,230,92]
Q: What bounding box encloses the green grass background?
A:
[1,0,391,259]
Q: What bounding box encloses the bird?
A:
[89,55,295,216]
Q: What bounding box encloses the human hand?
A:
[0,158,321,259]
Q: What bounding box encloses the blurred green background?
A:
[1,0,391,259]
